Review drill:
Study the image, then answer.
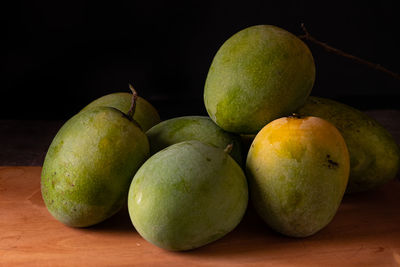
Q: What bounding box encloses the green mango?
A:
[146,116,242,164]
[246,116,349,237]
[204,25,315,134]
[81,92,160,132]
[128,140,248,251]
[296,96,400,193]
[41,107,149,227]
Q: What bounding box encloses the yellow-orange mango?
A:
[246,116,349,237]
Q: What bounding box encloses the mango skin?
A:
[128,140,248,251]
[246,116,349,237]
[81,92,161,132]
[297,97,400,193]
[41,107,150,227]
[204,25,315,134]
[146,116,242,164]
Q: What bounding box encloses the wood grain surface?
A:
[1,166,400,266]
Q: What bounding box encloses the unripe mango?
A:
[296,96,400,193]
[146,116,242,164]
[246,116,349,237]
[81,92,160,132]
[128,140,248,251]
[204,25,315,134]
[41,107,149,227]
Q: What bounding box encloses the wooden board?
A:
[1,166,400,266]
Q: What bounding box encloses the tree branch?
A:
[299,23,400,81]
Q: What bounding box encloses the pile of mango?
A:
[41,25,400,251]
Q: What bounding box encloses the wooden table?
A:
[1,111,400,266]
[1,166,400,266]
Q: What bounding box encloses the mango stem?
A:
[289,113,302,119]
[224,144,233,154]
[127,84,138,118]
[126,84,142,130]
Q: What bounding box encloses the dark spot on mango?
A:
[327,159,339,169]
[206,157,211,162]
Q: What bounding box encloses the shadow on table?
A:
[57,178,399,259]
[177,180,400,259]
[81,204,136,234]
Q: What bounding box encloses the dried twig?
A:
[298,23,400,81]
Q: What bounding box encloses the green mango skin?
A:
[204,25,316,134]
[128,140,248,251]
[246,116,350,237]
[81,92,161,132]
[41,107,150,227]
[296,96,400,193]
[146,116,242,165]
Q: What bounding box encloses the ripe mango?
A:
[296,96,400,193]
[146,116,242,164]
[128,140,248,251]
[246,116,349,237]
[81,92,160,131]
[204,25,315,134]
[41,107,149,227]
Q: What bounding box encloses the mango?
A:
[128,140,248,251]
[246,116,349,237]
[81,92,160,131]
[204,25,315,134]
[296,96,400,193]
[41,107,149,227]
[146,116,242,164]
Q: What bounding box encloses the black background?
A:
[2,1,399,120]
